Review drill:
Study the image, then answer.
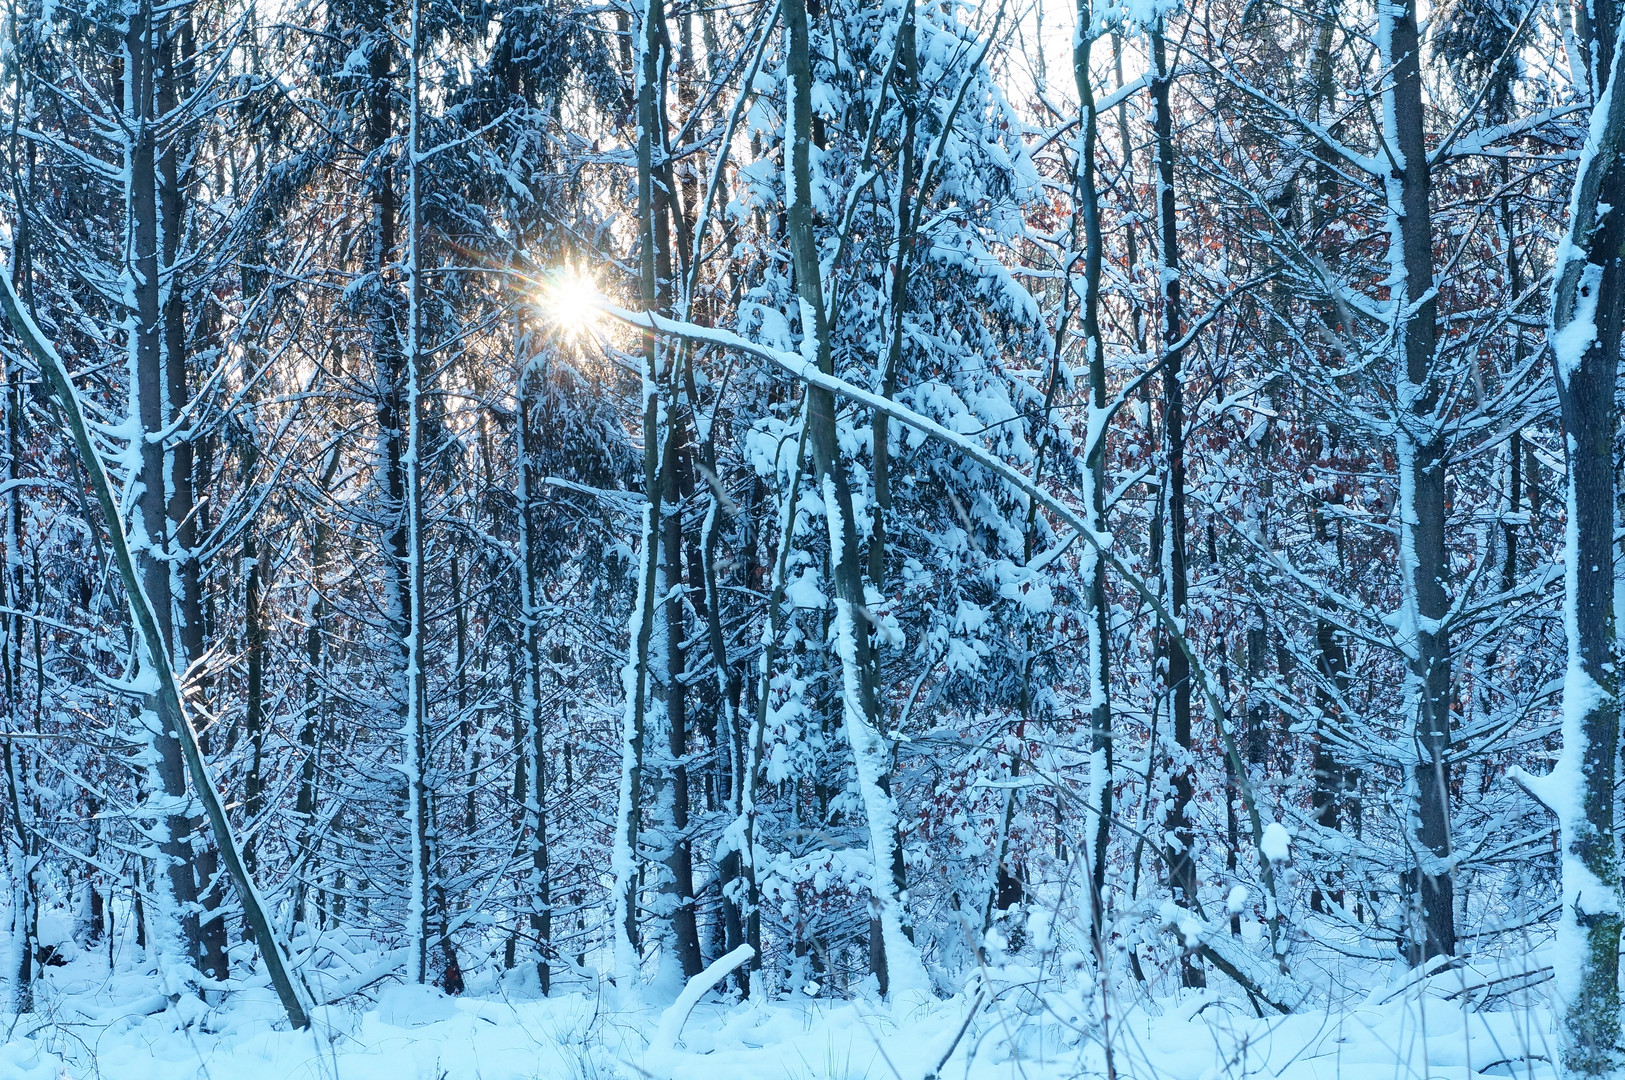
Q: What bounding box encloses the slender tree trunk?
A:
[866,0,918,983]
[1497,148,1523,600]
[1306,0,1346,917]
[2,150,36,1013]
[658,418,704,981]
[1112,33,1147,359]
[402,0,433,983]
[243,533,265,877]
[868,0,917,603]
[1382,0,1454,963]
[783,0,926,995]
[516,352,552,994]
[697,395,744,969]
[1149,19,1203,990]
[293,442,339,930]
[1073,0,1113,964]
[611,0,676,991]
[1310,575,1348,913]
[739,407,808,995]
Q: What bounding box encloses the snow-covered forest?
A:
[0,0,1617,1074]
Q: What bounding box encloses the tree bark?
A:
[402,0,433,983]
[126,0,203,979]
[2,140,36,1013]
[611,0,676,991]
[516,358,552,994]
[783,0,926,995]
[1073,0,1113,964]
[1149,19,1204,989]
[1383,0,1454,964]
[657,418,704,980]
[1545,2,1625,1068]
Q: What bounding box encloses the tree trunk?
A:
[866,0,919,986]
[127,0,203,979]
[783,0,926,996]
[611,0,676,991]
[516,357,552,994]
[0,193,314,1040]
[402,0,433,983]
[1546,3,1625,1068]
[1383,0,1454,964]
[1073,0,1113,964]
[243,535,265,872]
[1149,19,1204,990]
[293,441,339,930]
[657,418,704,981]
[737,407,809,995]
[2,157,36,1014]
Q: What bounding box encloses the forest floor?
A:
[0,917,1560,1080]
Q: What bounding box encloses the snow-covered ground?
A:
[0,916,1560,1080]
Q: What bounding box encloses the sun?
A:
[539,269,604,336]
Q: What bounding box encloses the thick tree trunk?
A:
[1546,3,1625,1069]
[126,0,203,980]
[155,5,224,983]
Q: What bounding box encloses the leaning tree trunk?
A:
[1,205,315,1038]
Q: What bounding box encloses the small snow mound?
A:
[374,981,458,1027]
[0,1039,58,1080]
